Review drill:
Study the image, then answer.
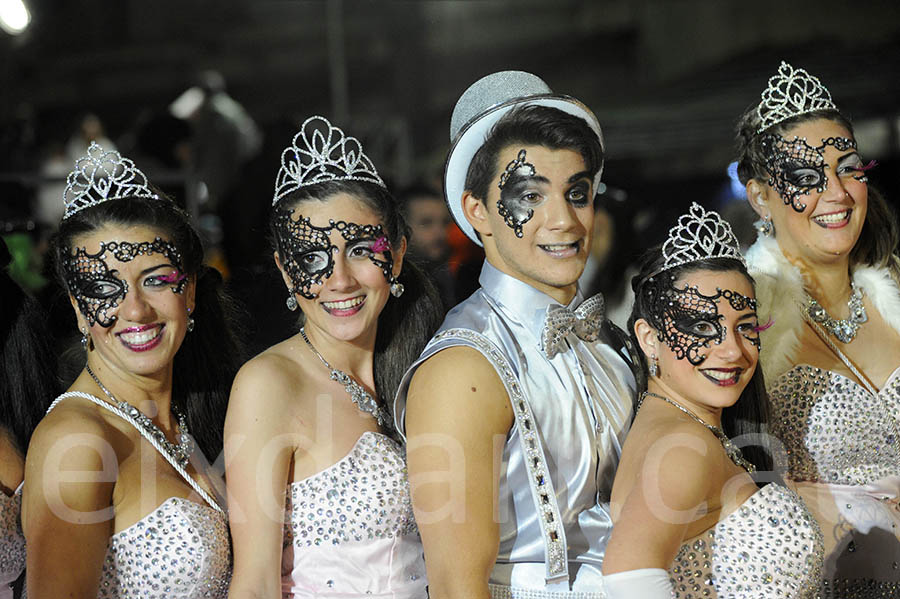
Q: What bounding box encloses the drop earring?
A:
[648,354,659,377]
[81,328,93,351]
[389,277,405,298]
[286,293,298,311]
[755,215,773,237]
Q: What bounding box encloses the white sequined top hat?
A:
[756,61,839,133]
[63,142,161,220]
[655,202,746,276]
[444,70,605,246]
[272,115,386,206]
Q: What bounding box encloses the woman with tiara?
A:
[0,240,57,598]
[225,116,442,598]
[736,61,900,595]
[22,143,239,597]
[601,203,824,598]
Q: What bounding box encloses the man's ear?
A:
[462,191,491,239]
[745,179,770,220]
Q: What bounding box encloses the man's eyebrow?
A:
[504,173,549,187]
[568,171,592,184]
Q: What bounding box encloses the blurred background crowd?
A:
[2,0,898,364]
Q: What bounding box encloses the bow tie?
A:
[540,293,606,358]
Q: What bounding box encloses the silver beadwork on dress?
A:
[86,364,194,467]
[806,283,867,344]
[757,61,838,133]
[0,488,24,593]
[668,483,824,598]
[272,115,386,206]
[540,294,605,358]
[63,142,160,219]
[299,327,392,430]
[640,391,757,473]
[97,497,231,598]
[657,203,746,276]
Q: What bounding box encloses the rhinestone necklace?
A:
[299,327,392,430]
[805,282,867,344]
[85,364,193,467]
[640,391,757,474]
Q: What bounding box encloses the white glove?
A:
[604,568,674,599]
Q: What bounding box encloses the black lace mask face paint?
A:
[274,208,393,299]
[760,135,857,212]
[63,238,185,328]
[497,149,538,238]
[647,279,760,365]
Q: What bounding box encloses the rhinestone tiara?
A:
[63,142,160,220]
[272,115,385,206]
[756,61,838,133]
[658,203,745,274]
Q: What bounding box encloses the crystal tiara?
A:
[657,202,745,274]
[272,115,385,206]
[63,142,161,220]
[757,61,838,133]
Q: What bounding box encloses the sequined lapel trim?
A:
[432,328,569,584]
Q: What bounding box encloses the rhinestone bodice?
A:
[0,486,24,597]
[769,365,900,485]
[669,483,824,598]
[97,497,231,598]
[282,431,426,597]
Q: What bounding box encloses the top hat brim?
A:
[443,93,604,247]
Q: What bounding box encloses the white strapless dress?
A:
[668,483,823,598]
[0,484,24,599]
[97,496,231,598]
[769,364,900,597]
[281,432,427,598]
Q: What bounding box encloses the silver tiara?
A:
[757,61,838,133]
[272,115,385,205]
[659,203,745,274]
[63,142,160,220]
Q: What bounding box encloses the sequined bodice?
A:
[669,483,823,598]
[282,431,426,597]
[98,497,231,598]
[0,486,24,595]
[769,364,900,485]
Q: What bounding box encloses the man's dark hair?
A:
[464,104,604,202]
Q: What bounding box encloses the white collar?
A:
[745,234,900,383]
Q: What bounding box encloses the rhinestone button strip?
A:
[97,497,231,598]
[668,484,823,598]
[431,329,569,583]
[285,432,418,548]
[0,489,24,588]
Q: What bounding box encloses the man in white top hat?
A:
[394,71,639,597]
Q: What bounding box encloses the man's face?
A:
[406,196,452,263]
[476,144,594,302]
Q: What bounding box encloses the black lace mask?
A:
[63,238,185,327]
[274,208,393,299]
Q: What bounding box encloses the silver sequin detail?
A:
[97,497,231,598]
[285,432,418,548]
[432,328,569,583]
[488,583,605,598]
[668,484,823,598]
[0,489,24,590]
[769,365,900,486]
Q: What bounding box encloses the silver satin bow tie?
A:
[540,293,606,358]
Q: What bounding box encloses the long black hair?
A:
[0,240,58,455]
[628,252,774,474]
[51,196,243,462]
[272,179,444,407]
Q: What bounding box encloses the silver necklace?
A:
[299,327,392,430]
[85,364,193,467]
[805,282,867,344]
[640,391,757,474]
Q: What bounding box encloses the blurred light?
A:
[726,162,745,199]
[0,0,30,35]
